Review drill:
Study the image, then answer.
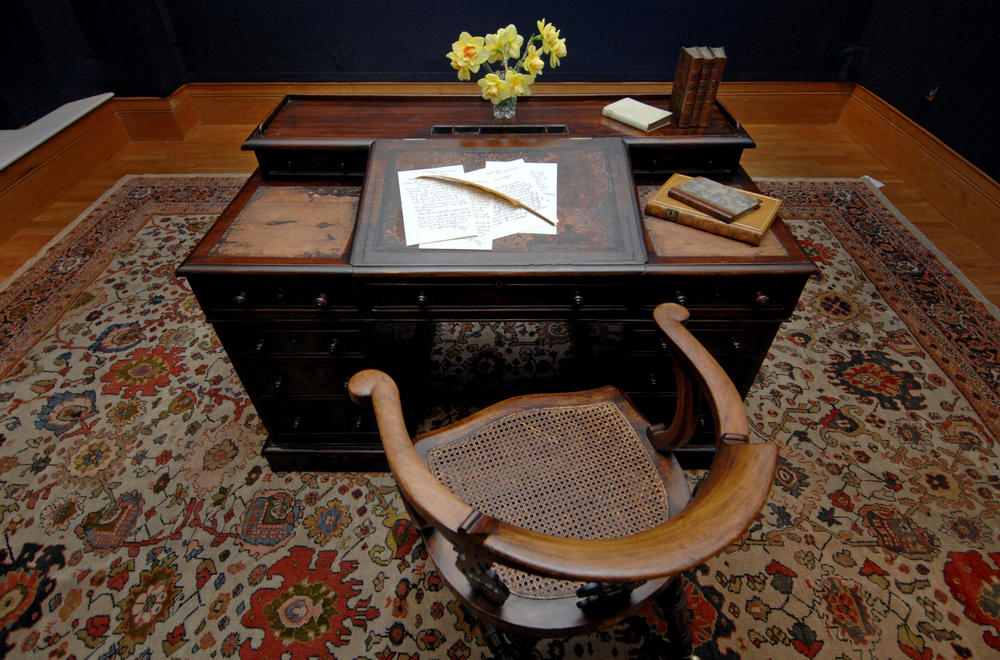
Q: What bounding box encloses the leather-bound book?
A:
[646,174,782,245]
[699,46,727,128]
[689,46,715,128]
[667,176,760,222]
[671,47,704,127]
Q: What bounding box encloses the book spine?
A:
[678,55,703,127]
[699,52,726,128]
[672,47,704,127]
[670,48,695,116]
[647,201,762,245]
[690,48,714,127]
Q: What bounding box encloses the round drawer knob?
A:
[416,291,428,308]
[232,291,249,306]
[328,338,340,354]
[572,290,584,307]
[648,372,658,388]
[313,293,330,308]
[353,416,364,430]
[730,337,745,352]
[271,376,284,392]
[754,291,771,306]
[290,416,302,431]
[674,291,688,306]
[253,339,266,354]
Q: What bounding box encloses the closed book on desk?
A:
[668,175,760,221]
[699,46,727,128]
[689,47,715,128]
[602,97,672,132]
[671,47,704,127]
[646,174,781,245]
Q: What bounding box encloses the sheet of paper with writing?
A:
[418,160,558,250]
[352,138,645,269]
[397,164,475,245]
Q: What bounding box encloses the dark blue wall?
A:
[2,0,996,181]
[857,0,997,183]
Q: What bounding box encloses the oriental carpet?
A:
[0,175,997,659]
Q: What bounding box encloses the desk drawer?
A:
[192,277,357,315]
[628,322,778,359]
[640,277,800,315]
[255,396,378,438]
[365,281,631,312]
[237,357,368,397]
[216,326,365,357]
[620,354,755,394]
[255,148,368,178]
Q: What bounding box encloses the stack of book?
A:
[670,46,727,128]
[645,174,782,245]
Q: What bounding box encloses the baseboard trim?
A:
[840,85,1000,256]
[0,102,129,244]
[113,88,202,141]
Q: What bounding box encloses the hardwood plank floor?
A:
[2,121,998,309]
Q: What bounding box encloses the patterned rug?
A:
[0,175,998,659]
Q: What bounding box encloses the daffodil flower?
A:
[523,45,545,77]
[537,19,559,51]
[446,31,487,80]
[448,20,565,101]
[547,36,567,68]
[497,24,524,59]
[477,73,513,104]
[483,31,506,64]
[505,71,535,96]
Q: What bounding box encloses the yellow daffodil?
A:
[547,35,567,68]
[477,73,513,104]
[446,31,487,81]
[535,19,567,67]
[447,20,566,106]
[485,24,523,62]
[505,71,535,96]
[483,32,504,63]
[499,24,524,59]
[537,19,560,51]
[523,44,545,77]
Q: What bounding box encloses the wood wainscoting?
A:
[1,81,998,304]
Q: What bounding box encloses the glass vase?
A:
[493,96,517,120]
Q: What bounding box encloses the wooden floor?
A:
[2,120,999,309]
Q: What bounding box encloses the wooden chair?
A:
[348,303,778,659]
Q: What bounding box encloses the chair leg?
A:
[657,576,694,659]
[479,621,537,660]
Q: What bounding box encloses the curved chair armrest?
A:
[348,370,475,534]
[650,302,750,448]
[482,438,778,582]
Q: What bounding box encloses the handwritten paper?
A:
[397,165,475,245]
[397,160,558,250]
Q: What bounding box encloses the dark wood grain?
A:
[177,95,816,472]
[244,93,755,178]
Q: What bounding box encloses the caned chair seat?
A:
[349,303,778,659]
[422,396,672,600]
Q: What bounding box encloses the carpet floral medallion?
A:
[0,175,998,659]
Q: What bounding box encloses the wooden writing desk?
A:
[178,94,817,471]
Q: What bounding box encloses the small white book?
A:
[602,97,672,132]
